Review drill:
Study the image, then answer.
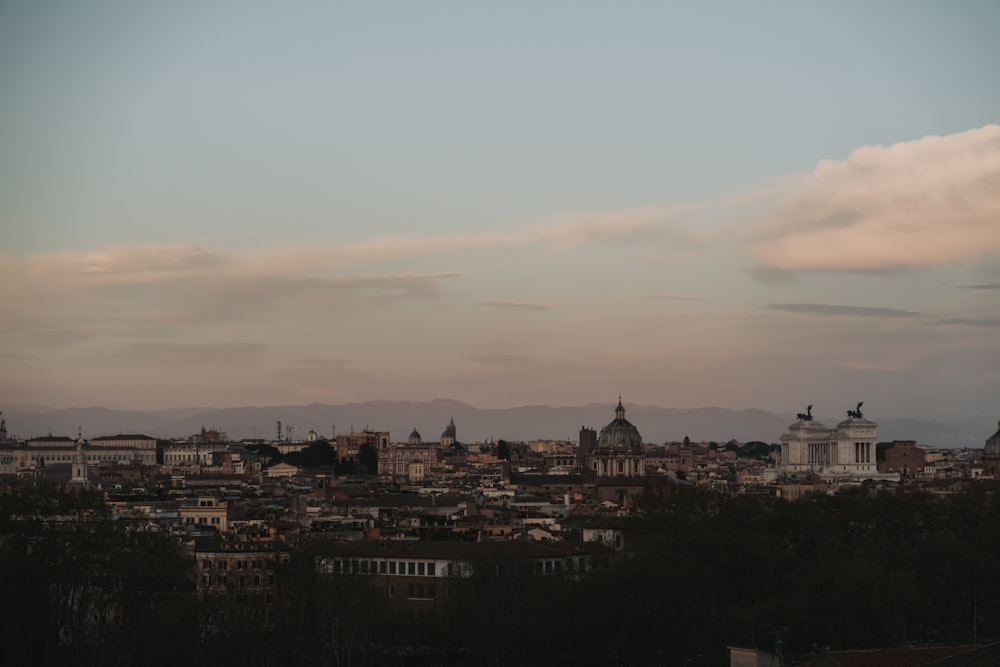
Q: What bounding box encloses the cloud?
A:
[468,353,534,369]
[742,265,797,284]
[935,317,1000,327]
[117,342,269,366]
[480,300,554,311]
[535,207,681,250]
[763,303,921,318]
[751,125,1000,272]
[648,294,703,302]
[958,284,1000,290]
[841,360,905,371]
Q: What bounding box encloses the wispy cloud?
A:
[117,342,269,366]
[480,300,554,311]
[935,317,1000,327]
[763,303,921,318]
[648,294,703,302]
[468,353,533,369]
[958,284,1000,290]
[750,124,1000,272]
[842,360,906,371]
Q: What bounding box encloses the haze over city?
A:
[2,2,998,421]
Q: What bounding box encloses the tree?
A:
[357,443,378,474]
[497,440,511,461]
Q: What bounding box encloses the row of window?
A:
[325,559,439,577]
[368,583,441,600]
[201,572,273,587]
[186,516,222,525]
[202,558,269,570]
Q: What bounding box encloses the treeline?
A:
[2,484,1000,666]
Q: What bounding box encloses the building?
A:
[982,418,1000,478]
[179,496,231,532]
[90,434,158,465]
[440,418,457,448]
[591,398,645,480]
[336,429,390,461]
[879,440,928,479]
[775,403,899,482]
[311,539,613,619]
[22,435,155,469]
[379,444,438,479]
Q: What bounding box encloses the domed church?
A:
[983,418,1000,478]
[592,397,646,479]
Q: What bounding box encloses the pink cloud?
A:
[751,124,1000,272]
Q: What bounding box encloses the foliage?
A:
[4,483,1000,665]
[496,440,511,461]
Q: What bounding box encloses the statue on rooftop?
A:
[796,405,813,421]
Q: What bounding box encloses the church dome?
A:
[597,398,643,453]
[985,419,1000,456]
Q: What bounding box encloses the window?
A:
[408,585,415,598]
[408,562,415,575]
[389,562,396,575]
[237,560,247,570]
[379,561,387,574]
[254,574,261,586]
[426,562,434,576]
[418,585,425,598]
[361,561,369,574]
[203,559,212,570]
[388,584,395,598]
[418,562,425,576]
[429,586,436,599]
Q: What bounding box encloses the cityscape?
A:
[2,401,1000,664]
[2,2,999,666]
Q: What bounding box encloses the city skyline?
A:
[2,2,999,418]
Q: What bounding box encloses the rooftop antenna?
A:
[276,420,282,443]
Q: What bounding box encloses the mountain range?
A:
[3,400,995,449]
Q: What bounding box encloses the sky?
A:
[1,1,998,422]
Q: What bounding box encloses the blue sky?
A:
[1,2,998,423]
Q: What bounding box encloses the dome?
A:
[986,419,1000,456]
[441,417,456,440]
[596,398,643,453]
[409,427,421,440]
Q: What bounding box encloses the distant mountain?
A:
[2,400,994,449]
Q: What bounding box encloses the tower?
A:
[67,439,92,491]
[441,417,456,447]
